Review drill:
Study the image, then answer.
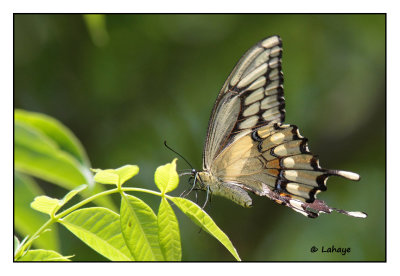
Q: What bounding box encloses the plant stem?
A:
[121,187,163,197]
[55,188,119,219]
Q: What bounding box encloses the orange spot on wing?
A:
[279,192,293,198]
[267,159,280,168]
[267,169,279,176]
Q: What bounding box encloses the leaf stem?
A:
[55,188,119,219]
[121,187,163,197]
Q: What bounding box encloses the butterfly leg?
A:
[180,176,197,198]
[202,184,211,209]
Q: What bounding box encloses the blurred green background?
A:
[14,14,385,261]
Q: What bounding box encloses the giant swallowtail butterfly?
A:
[190,35,366,218]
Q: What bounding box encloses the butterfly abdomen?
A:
[211,182,253,208]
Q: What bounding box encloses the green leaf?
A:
[170,197,241,261]
[92,169,119,185]
[92,165,139,186]
[154,159,179,194]
[120,194,164,261]
[30,196,59,216]
[59,184,87,207]
[60,207,133,261]
[17,249,72,261]
[15,121,90,190]
[15,116,115,210]
[14,172,59,250]
[158,198,181,261]
[14,236,20,254]
[15,235,30,260]
[30,184,87,216]
[83,14,109,47]
[116,165,140,186]
[15,109,90,166]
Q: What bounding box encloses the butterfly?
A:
[188,35,367,218]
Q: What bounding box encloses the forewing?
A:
[211,123,366,218]
[203,35,285,169]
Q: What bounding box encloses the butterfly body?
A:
[198,171,253,207]
[193,35,366,219]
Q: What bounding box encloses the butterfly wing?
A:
[203,35,285,170]
[210,123,366,218]
[201,35,366,218]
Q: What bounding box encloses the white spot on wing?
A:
[262,106,281,120]
[283,157,295,168]
[268,57,279,68]
[274,144,288,156]
[336,171,360,181]
[268,68,280,80]
[246,76,266,91]
[253,49,271,68]
[239,115,259,129]
[284,171,299,181]
[238,63,268,88]
[270,132,285,144]
[244,87,264,105]
[291,207,309,217]
[261,95,279,110]
[270,45,281,57]
[261,36,280,48]
[286,183,310,198]
[295,128,304,138]
[243,102,260,117]
[265,80,279,92]
[290,199,304,210]
[347,211,367,218]
[264,88,279,96]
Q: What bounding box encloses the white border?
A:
[2,0,396,274]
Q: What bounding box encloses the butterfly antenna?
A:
[164,141,195,169]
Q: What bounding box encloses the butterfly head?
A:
[196,171,213,190]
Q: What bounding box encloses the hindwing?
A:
[209,123,365,218]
